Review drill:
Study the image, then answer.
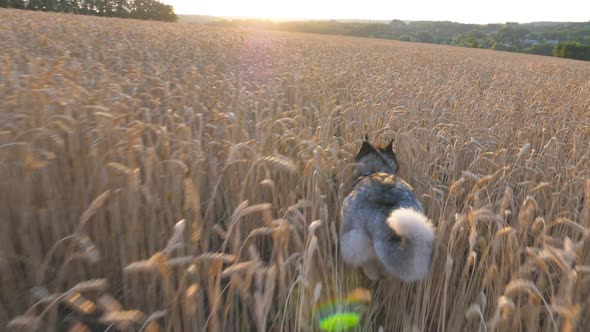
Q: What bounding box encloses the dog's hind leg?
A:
[362,260,381,280]
[340,229,376,267]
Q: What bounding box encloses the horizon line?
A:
[175,13,590,25]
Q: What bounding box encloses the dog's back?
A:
[340,137,434,282]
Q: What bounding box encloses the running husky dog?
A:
[340,136,435,282]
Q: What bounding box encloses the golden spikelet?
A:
[68,322,91,332]
[148,252,172,278]
[487,295,516,329]
[308,219,323,236]
[184,283,200,315]
[97,294,123,313]
[259,155,297,174]
[127,168,141,192]
[517,143,531,160]
[465,303,483,321]
[482,264,499,289]
[164,219,186,255]
[531,182,550,193]
[144,321,162,332]
[552,304,581,332]
[242,203,273,217]
[62,292,96,315]
[221,261,256,278]
[195,252,237,264]
[183,178,202,216]
[532,217,545,234]
[246,226,276,239]
[69,279,108,293]
[78,190,111,228]
[472,174,494,192]
[504,279,536,296]
[124,259,156,273]
[499,186,514,219]
[100,310,147,325]
[517,196,538,227]
[213,223,228,239]
[76,235,101,264]
[106,162,133,175]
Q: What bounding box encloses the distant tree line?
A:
[204,19,590,61]
[0,0,178,22]
[554,42,590,61]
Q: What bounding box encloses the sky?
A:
[166,0,589,24]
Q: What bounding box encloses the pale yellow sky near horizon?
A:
[166,0,589,24]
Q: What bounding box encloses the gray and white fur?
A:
[340,137,435,282]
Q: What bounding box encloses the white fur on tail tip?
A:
[386,208,435,281]
[387,208,434,241]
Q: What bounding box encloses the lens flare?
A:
[313,288,371,331]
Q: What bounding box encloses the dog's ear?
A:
[355,137,377,161]
[380,139,399,173]
[385,139,394,153]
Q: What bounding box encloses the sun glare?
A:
[169,0,589,24]
[178,0,317,20]
[216,0,282,19]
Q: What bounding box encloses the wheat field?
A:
[1,8,590,332]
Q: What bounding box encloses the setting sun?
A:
[168,0,589,23]
[184,0,291,20]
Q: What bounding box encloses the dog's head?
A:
[352,135,399,180]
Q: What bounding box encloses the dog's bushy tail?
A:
[374,208,435,282]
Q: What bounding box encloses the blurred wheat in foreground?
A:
[1,8,590,332]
